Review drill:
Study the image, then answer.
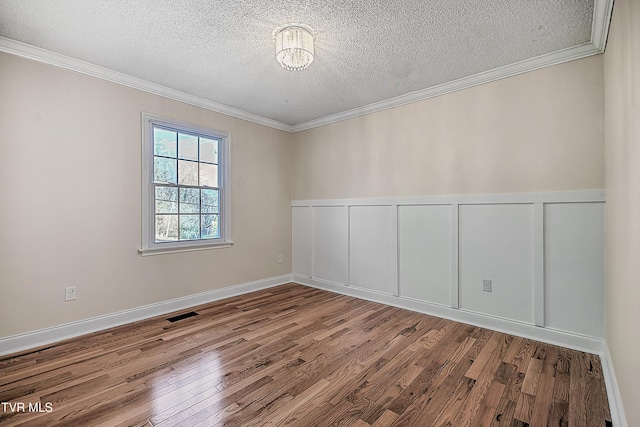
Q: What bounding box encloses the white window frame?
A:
[140,113,232,256]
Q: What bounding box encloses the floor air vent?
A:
[166,311,199,322]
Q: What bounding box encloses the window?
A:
[140,113,232,255]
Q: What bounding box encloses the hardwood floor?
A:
[0,284,611,426]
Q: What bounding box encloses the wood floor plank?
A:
[530,372,555,426]
[490,398,517,427]
[0,283,610,426]
[452,333,506,427]
[548,398,570,427]
[371,409,399,426]
[569,350,588,427]
[520,357,543,395]
[465,331,501,380]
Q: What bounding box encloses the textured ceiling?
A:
[0,1,609,130]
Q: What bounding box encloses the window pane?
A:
[178,133,198,161]
[154,157,177,184]
[179,188,200,213]
[200,163,218,187]
[180,215,200,240]
[154,128,177,157]
[155,215,178,241]
[155,186,178,213]
[178,160,198,186]
[145,117,227,249]
[202,189,219,213]
[202,214,220,239]
[200,137,218,164]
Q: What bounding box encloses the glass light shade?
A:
[275,25,314,71]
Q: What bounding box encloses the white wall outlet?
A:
[65,286,76,301]
[277,254,283,264]
[482,279,492,292]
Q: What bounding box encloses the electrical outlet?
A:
[65,286,76,301]
[482,279,492,292]
[277,254,283,264]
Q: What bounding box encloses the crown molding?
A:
[0,37,293,133]
[591,0,615,51]
[291,0,613,132]
[0,0,613,134]
[291,43,602,132]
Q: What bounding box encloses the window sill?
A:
[139,240,234,256]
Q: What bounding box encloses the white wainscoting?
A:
[292,206,311,276]
[398,205,452,306]
[291,190,606,352]
[349,205,397,295]
[544,202,605,337]
[312,206,349,284]
[459,204,535,324]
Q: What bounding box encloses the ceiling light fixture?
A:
[275,25,314,71]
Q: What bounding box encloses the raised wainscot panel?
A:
[544,202,605,337]
[398,205,451,305]
[459,204,534,323]
[349,205,395,294]
[313,206,349,284]
[292,206,311,276]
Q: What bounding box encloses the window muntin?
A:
[152,126,220,242]
[141,114,231,255]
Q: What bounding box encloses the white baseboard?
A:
[0,274,293,357]
[292,275,603,354]
[294,275,628,425]
[601,341,628,427]
[0,274,626,426]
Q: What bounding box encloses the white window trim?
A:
[139,112,232,256]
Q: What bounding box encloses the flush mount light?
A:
[275,24,314,71]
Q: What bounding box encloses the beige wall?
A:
[292,55,604,200]
[0,52,292,338]
[605,0,640,424]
